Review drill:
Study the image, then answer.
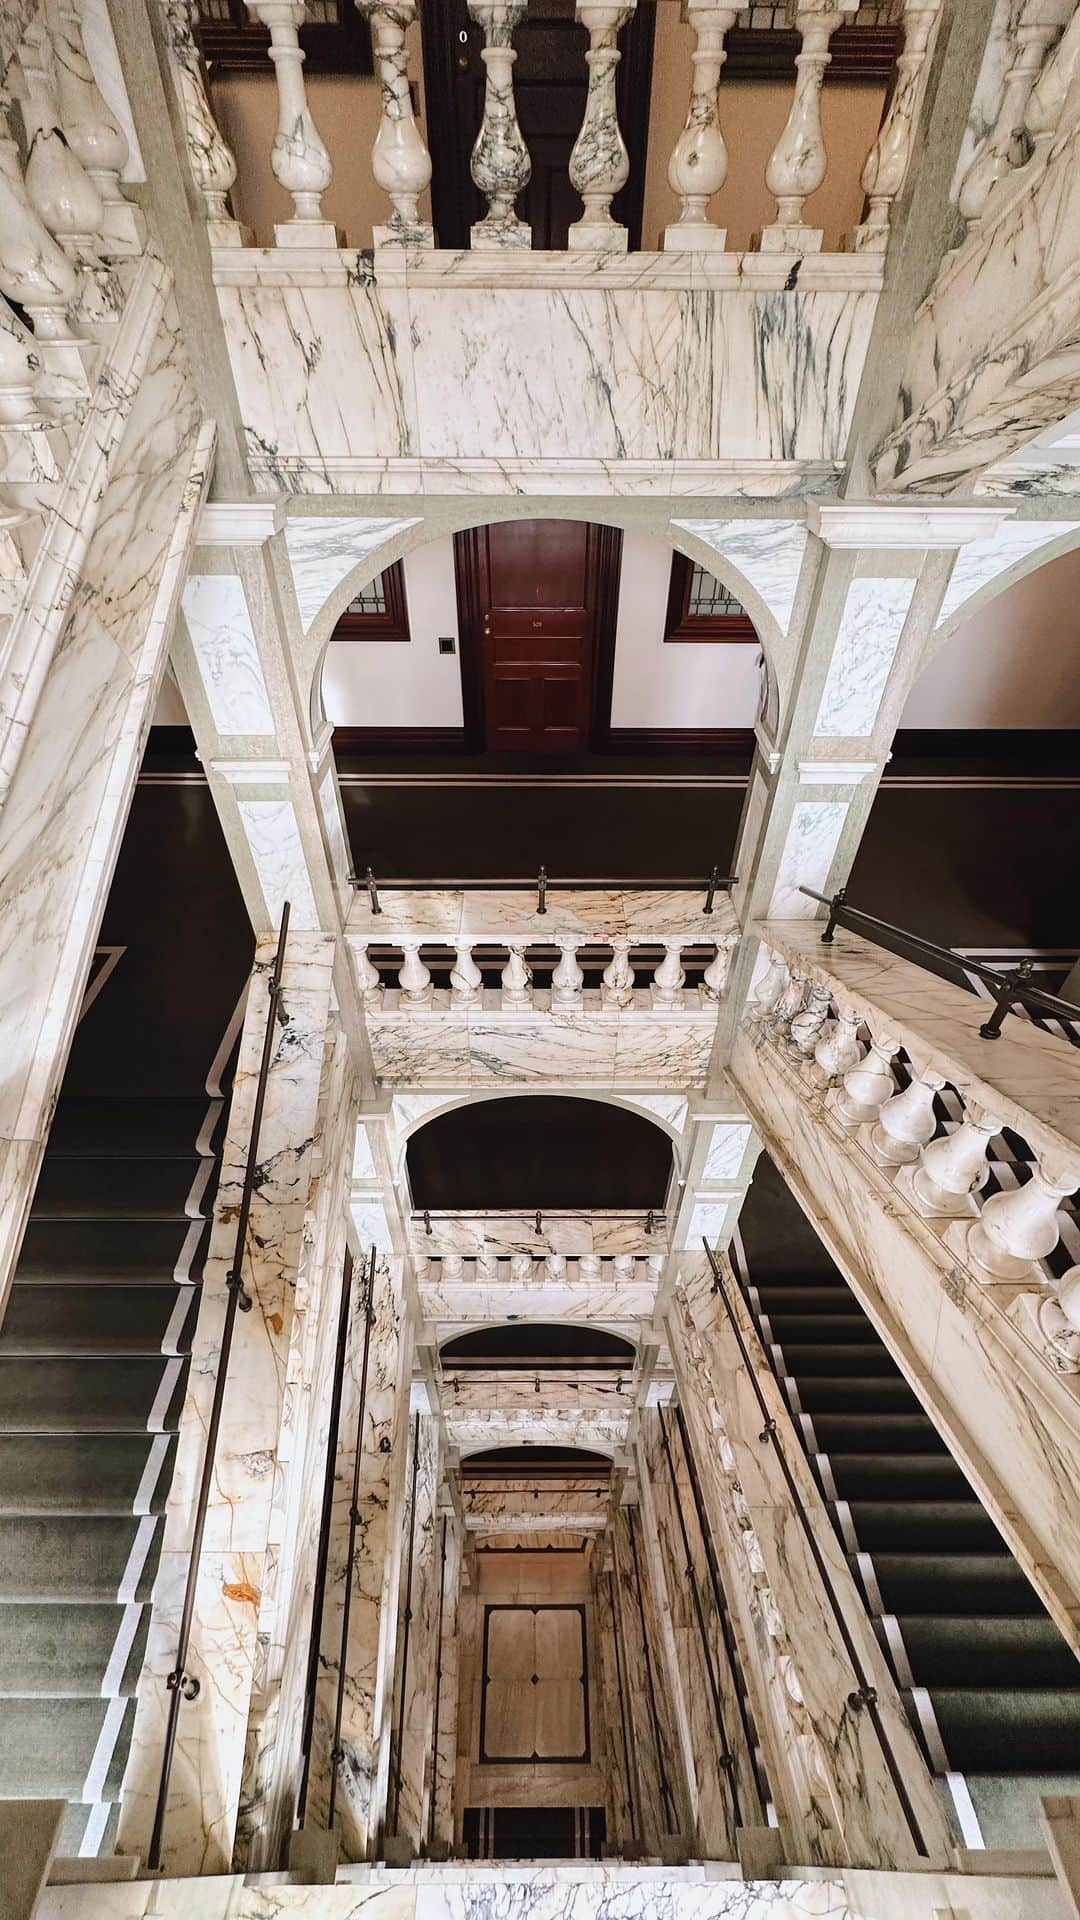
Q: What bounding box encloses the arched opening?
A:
[406,1095,674,1210]
[442,1325,635,1368]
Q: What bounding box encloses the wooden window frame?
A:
[663,553,758,643]
[332,560,410,641]
[195,0,373,75]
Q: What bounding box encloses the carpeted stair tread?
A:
[0,1516,158,1602]
[760,1313,881,1344]
[751,1284,854,1313]
[843,1500,1001,1552]
[921,1689,1080,1771]
[820,1452,970,1498]
[0,1356,185,1434]
[0,1698,133,1797]
[0,1602,148,1697]
[0,1435,175,1515]
[14,1219,208,1286]
[808,1411,947,1451]
[855,1551,1037,1615]
[788,1375,915,1413]
[0,1284,196,1356]
[771,1343,901,1376]
[881,1615,1079,1687]
[30,1156,207,1221]
[49,1095,224,1158]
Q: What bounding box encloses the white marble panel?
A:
[351,1196,393,1253]
[687,1201,730,1248]
[612,1019,716,1086]
[703,1121,753,1183]
[813,577,918,738]
[937,519,1079,628]
[618,1093,689,1134]
[236,798,320,930]
[672,518,808,638]
[318,766,351,894]
[283,515,421,633]
[181,575,276,736]
[767,801,848,918]
[468,1014,620,1085]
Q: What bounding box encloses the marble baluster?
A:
[0,81,87,379]
[0,294,43,426]
[159,0,244,238]
[467,0,531,249]
[20,20,105,268]
[813,1004,863,1082]
[306,1253,412,1858]
[752,951,789,1018]
[851,0,941,252]
[966,1157,1077,1283]
[388,1412,441,1853]
[651,939,686,1010]
[869,1064,947,1168]
[500,941,532,1008]
[760,2,856,254]
[429,1511,463,1853]
[958,1,1072,225]
[701,941,731,1002]
[450,940,483,1007]
[1037,1264,1080,1374]
[787,981,832,1056]
[663,1,738,251]
[909,1106,1001,1218]
[357,0,434,249]
[52,0,145,255]
[551,937,585,1009]
[602,936,634,1009]
[834,1031,899,1127]
[117,933,337,1876]
[567,1,636,252]
[246,0,337,243]
[398,938,433,1007]
[356,941,384,1004]
[771,967,807,1034]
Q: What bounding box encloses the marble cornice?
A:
[807,502,1015,549]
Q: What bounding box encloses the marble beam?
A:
[387,1413,442,1856]
[117,931,337,1876]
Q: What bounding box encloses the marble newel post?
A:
[117,933,337,1876]
[358,0,434,248]
[568,2,637,251]
[387,1411,443,1858]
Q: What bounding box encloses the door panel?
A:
[468,520,612,754]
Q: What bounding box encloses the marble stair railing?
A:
[355,935,735,1014]
[850,0,942,252]
[955,0,1077,230]
[245,0,337,244]
[760,0,860,254]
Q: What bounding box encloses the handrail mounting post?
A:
[822,885,845,944]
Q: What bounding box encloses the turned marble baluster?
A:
[552,937,585,1009]
[1026,6,1080,156]
[567,1,636,252]
[602,936,634,1009]
[870,1064,947,1168]
[510,1251,534,1281]
[246,0,335,239]
[958,3,1071,224]
[450,940,483,1007]
[834,1031,899,1127]
[398,937,433,1006]
[664,1,738,251]
[651,940,686,1010]
[545,1252,567,1279]
[467,0,531,249]
[613,1253,634,1279]
[500,943,532,1008]
[1037,1264,1080,1374]
[476,1252,499,1281]
[160,0,242,234]
[0,89,84,360]
[813,1004,862,1081]
[788,982,831,1056]
[20,21,104,267]
[760,1,856,253]
[579,1253,602,1280]
[752,950,789,1017]
[771,967,807,1033]
[911,1106,1001,1218]
[52,0,144,255]
[851,0,940,251]
[966,1159,1077,1283]
[357,0,434,248]
[355,941,383,1003]
[0,295,43,426]
[701,941,729,1001]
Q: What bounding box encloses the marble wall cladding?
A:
[348,891,738,943]
[282,516,421,633]
[686,1201,731,1249]
[591,1570,634,1851]
[389,1416,442,1851]
[118,933,336,1877]
[732,1012,1080,1652]
[308,1255,412,1860]
[430,1514,463,1852]
[703,1121,754,1184]
[632,1450,702,1845]
[935,518,1080,630]
[180,574,276,735]
[215,263,880,494]
[766,801,848,918]
[417,1274,656,1330]
[237,797,321,931]
[444,1374,632,1414]
[671,518,808,642]
[445,1411,629,1460]
[407,1214,662,1259]
[812,577,918,738]
[609,1506,671,1856]
[667,1261,952,1872]
[366,1005,719,1090]
[0,295,207,1317]
[319,767,352,900]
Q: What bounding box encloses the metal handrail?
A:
[801,886,1079,1039]
[147,904,291,1871]
[702,1236,931,1859]
[295,1247,355,1832]
[352,866,735,915]
[327,1243,378,1827]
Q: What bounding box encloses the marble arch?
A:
[391,1087,687,1179]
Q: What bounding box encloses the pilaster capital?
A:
[807,501,1015,550]
[198,500,281,545]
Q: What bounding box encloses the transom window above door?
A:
[333,561,410,642]
[664,555,757,643]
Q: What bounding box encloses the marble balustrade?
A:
[409,1213,666,1258]
[735,923,1080,1652]
[355,933,735,1015]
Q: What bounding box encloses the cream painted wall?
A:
[609,531,763,730]
[321,536,464,729]
[901,544,1080,729]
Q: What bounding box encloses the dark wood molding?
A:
[332,725,468,756]
[197,0,372,74]
[331,559,410,641]
[452,526,487,751]
[587,523,625,753]
[603,727,755,759]
[663,552,759,643]
[611,4,655,250]
[724,24,900,84]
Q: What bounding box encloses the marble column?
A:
[667,1252,952,1871]
[117,931,337,1876]
[387,1411,442,1857]
[304,1252,412,1860]
[429,1510,463,1855]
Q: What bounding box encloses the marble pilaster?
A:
[388,1413,442,1856]
[631,1437,701,1850]
[430,1512,464,1854]
[591,1563,636,1851]
[609,1503,678,1856]
[117,931,337,1875]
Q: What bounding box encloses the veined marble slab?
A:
[935,518,1080,631]
[347,891,739,941]
[366,1004,719,1090]
[445,1410,629,1459]
[180,574,276,736]
[671,518,808,642]
[283,514,421,633]
[812,577,918,739]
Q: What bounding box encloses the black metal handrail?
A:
[702,1236,931,1860]
[802,885,1079,1039]
[327,1243,377,1828]
[147,905,291,1871]
[295,1246,355,1832]
[353,865,735,916]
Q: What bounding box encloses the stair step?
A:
[57,1798,120,1860]
[842,1500,1001,1552]
[0,1517,159,1603]
[768,1343,901,1377]
[0,1284,196,1357]
[29,1156,211,1221]
[0,1603,148,1697]
[14,1219,209,1286]
[0,1436,175,1516]
[922,1688,1080,1772]
[809,1412,948,1453]
[751,1285,855,1313]
[759,1313,875,1344]
[882,1615,1080,1688]
[787,1376,915,1413]
[0,1698,133,1798]
[819,1453,971,1499]
[49,1095,224,1159]
[0,1357,186,1435]
[855,1552,1038,1616]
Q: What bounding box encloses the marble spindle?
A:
[651,940,686,1010]
[701,941,730,1001]
[834,1030,899,1127]
[567,1,636,252]
[958,6,1071,224]
[870,1065,947,1168]
[53,0,144,254]
[398,937,433,1007]
[358,0,434,248]
[751,950,789,1017]
[468,0,531,249]
[20,21,105,266]
[852,0,940,252]
[760,2,855,254]
[450,940,483,1007]
[966,1159,1077,1283]
[160,0,243,234]
[356,942,383,1002]
[664,1,737,251]
[500,942,532,1008]
[602,936,635,1008]
[812,1004,863,1081]
[0,88,85,357]
[910,1106,1001,1219]
[552,937,585,1008]
[0,294,44,426]
[1037,1265,1080,1374]
[787,982,832,1056]
[246,0,336,240]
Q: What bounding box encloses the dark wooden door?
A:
[421,0,654,250]
[460,521,614,754]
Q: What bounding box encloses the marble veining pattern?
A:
[237,797,321,930]
[672,518,808,639]
[283,514,421,632]
[812,577,918,738]
[181,573,277,736]
[703,1121,753,1183]
[936,518,1080,629]
[391,1416,441,1849]
[767,801,848,919]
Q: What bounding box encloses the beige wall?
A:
[902,543,1080,730]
